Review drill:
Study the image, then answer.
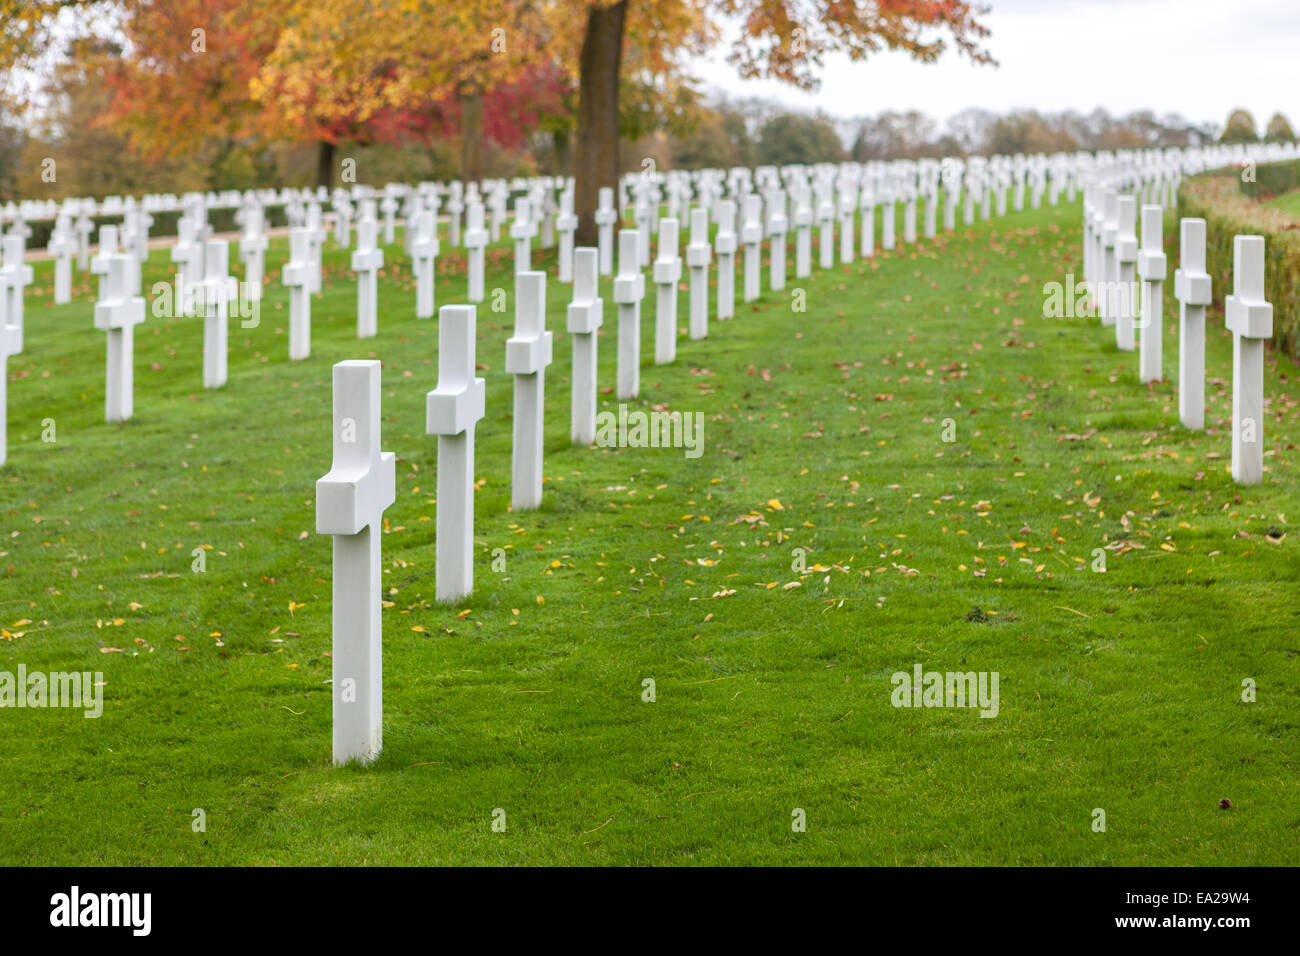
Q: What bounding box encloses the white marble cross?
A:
[426,305,486,603]
[238,203,268,301]
[1114,196,1138,352]
[1173,218,1211,430]
[768,191,789,292]
[1099,189,1119,328]
[0,236,28,464]
[1224,235,1273,486]
[715,199,738,320]
[815,184,835,269]
[75,204,94,271]
[283,227,312,361]
[511,197,536,273]
[859,186,876,259]
[316,360,396,766]
[91,248,145,422]
[633,190,653,268]
[507,271,553,510]
[653,217,682,363]
[685,206,711,342]
[464,200,487,303]
[92,224,120,287]
[568,246,603,445]
[48,219,76,305]
[880,181,896,251]
[446,185,464,248]
[741,195,763,302]
[595,186,618,276]
[333,195,352,249]
[412,209,438,319]
[838,186,856,263]
[613,229,645,400]
[556,187,578,283]
[794,186,813,278]
[170,219,201,315]
[199,239,235,389]
[352,216,384,338]
[1136,204,1166,384]
[380,188,400,245]
[539,183,557,250]
[902,184,918,244]
[306,203,326,294]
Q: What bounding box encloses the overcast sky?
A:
[692,0,1300,132]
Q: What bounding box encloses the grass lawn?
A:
[1,197,1297,865]
[1265,188,1300,219]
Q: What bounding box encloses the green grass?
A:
[1,198,1297,865]
[1265,188,1300,218]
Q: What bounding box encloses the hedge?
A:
[1239,158,1300,201]
[1178,165,1300,361]
[18,203,290,250]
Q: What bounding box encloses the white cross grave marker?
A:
[199,239,235,389]
[316,360,396,765]
[1136,204,1166,384]
[715,199,738,320]
[613,229,645,400]
[768,192,788,292]
[0,236,30,463]
[48,220,76,305]
[1173,218,1211,430]
[239,203,268,301]
[283,227,312,361]
[464,200,487,303]
[511,197,536,274]
[91,249,145,423]
[352,217,383,338]
[568,246,603,445]
[816,184,835,269]
[794,186,813,278]
[556,186,578,283]
[426,305,486,602]
[412,209,438,319]
[741,195,763,302]
[595,187,618,276]
[1224,235,1273,486]
[507,271,553,510]
[838,185,856,263]
[686,206,711,341]
[1114,196,1138,352]
[653,217,682,363]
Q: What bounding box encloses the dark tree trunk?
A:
[553,127,571,179]
[461,89,484,184]
[575,0,625,245]
[317,140,335,190]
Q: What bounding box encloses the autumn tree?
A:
[253,0,556,187]
[570,0,994,244]
[1264,112,1295,144]
[1221,109,1258,144]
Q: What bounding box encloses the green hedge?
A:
[19,203,290,250]
[1179,168,1299,360]
[1239,158,1300,201]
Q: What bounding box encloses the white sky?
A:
[692,0,1300,132]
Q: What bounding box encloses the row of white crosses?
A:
[1083,174,1275,486]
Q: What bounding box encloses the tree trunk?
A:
[461,89,484,184]
[553,127,571,179]
[575,0,625,245]
[317,140,335,191]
